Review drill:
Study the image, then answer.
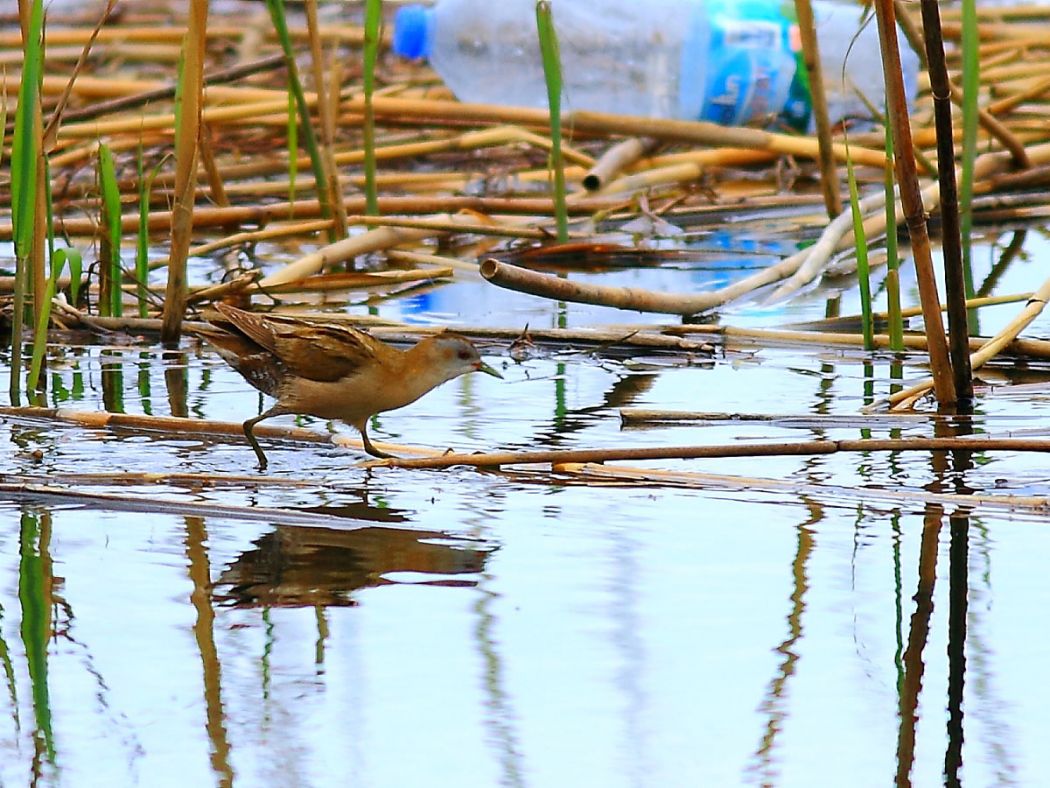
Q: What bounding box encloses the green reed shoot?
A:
[959,0,979,333]
[883,119,904,350]
[136,149,151,317]
[10,0,45,403]
[287,88,298,213]
[27,249,78,394]
[136,150,167,318]
[535,1,569,243]
[27,156,60,398]
[265,0,336,239]
[844,139,874,350]
[0,73,8,170]
[98,143,123,317]
[362,0,382,216]
[68,243,83,307]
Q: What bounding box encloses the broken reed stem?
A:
[372,437,1050,470]
[583,137,659,192]
[875,0,955,405]
[481,258,719,316]
[920,0,974,405]
[253,212,542,287]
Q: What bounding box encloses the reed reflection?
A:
[100,351,124,413]
[184,515,234,788]
[945,511,969,788]
[895,503,943,787]
[749,497,818,784]
[18,507,56,778]
[164,351,189,419]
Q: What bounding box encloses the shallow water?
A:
[1,226,1049,786]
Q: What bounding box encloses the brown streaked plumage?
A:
[198,303,502,468]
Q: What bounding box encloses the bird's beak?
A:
[475,360,503,378]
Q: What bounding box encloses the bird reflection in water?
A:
[214,523,493,608]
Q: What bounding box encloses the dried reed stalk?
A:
[480,258,720,316]
[582,137,659,191]
[794,0,842,218]
[160,0,208,344]
[254,211,537,287]
[335,96,888,166]
[374,437,1050,470]
[921,0,974,404]
[875,0,955,405]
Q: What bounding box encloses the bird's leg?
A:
[359,423,397,459]
[243,405,286,470]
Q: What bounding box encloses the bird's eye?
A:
[457,350,471,361]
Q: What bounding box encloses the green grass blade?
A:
[362,0,382,216]
[265,0,335,239]
[27,248,77,393]
[136,152,166,319]
[883,119,904,351]
[28,157,58,400]
[287,88,298,213]
[535,1,569,243]
[0,71,8,170]
[98,143,123,317]
[10,0,45,404]
[136,148,150,318]
[844,137,873,351]
[959,0,979,334]
[68,245,83,307]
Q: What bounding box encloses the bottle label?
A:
[687,2,812,129]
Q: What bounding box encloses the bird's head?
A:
[423,333,504,384]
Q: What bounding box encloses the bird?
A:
[197,303,503,468]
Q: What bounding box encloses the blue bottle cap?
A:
[392,5,433,60]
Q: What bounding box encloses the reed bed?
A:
[3,0,1050,483]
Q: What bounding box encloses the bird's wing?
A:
[209,304,386,383]
[270,320,386,383]
[210,303,282,350]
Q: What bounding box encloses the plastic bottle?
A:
[392,0,919,131]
